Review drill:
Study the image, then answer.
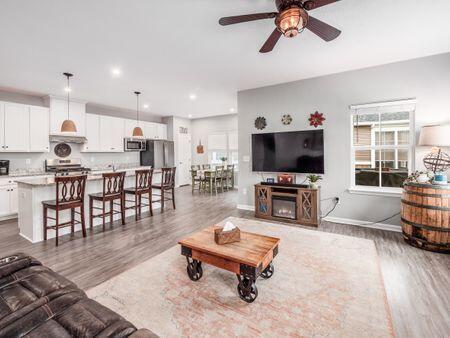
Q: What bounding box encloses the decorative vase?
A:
[310,183,318,189]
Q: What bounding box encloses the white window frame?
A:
[207,131,238,168]
[349,99,416,196]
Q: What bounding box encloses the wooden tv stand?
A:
[254,183,321,227]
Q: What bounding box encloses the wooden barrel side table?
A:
[401,182,450,253]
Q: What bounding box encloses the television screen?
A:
[252,130,324,173]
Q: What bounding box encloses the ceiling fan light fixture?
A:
[276,8,307,38]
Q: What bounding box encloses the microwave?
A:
[124,138,147,152]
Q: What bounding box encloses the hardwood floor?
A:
[0,186,448,337]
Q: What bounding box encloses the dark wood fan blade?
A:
[219,13,277,26]
[259,29,282,53]
[304,0,341,10]
[306,16,341,41]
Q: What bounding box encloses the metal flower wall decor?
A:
[309,111,326,128]
[281,114,292,125]
[254,116,267,130]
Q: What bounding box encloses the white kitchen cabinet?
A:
[82,114,101,152]
[48,97,86,136]
[99,115,124,152]
[29,106,50,152]
[143,122,157,139]
[157,123,167,140]
[9,187,18,214]
[0,186,10,217]
[3,103,30,152]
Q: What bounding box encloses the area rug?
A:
[87,217,394,337]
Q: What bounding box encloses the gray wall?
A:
[191,114,238,164]
[237,53,450,226]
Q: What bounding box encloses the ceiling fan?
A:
[219,0,342,53]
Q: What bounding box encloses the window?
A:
[350,100,415,193]
[207,131,238,169]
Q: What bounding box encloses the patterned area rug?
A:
[87,217,394,337]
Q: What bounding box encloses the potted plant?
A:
[220,156,228,166]
[306,174,322,189]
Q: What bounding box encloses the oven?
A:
[124,138,147,152]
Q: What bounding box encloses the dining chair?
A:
[89,172,126,231]
[191,165,202,193]
[215,165,225,194]
[43,175,87,246]
[226,164,235,190]
[202,164,211,170]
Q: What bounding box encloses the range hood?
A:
[49,134,87,144]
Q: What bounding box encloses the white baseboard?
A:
[19,232,38,244]
[237,204,255,211]
[237,204,401,233]
[324,216,401,233]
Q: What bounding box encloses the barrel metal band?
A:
[403,190,450,198]
[401,217,450,232]
[401,199,450,211]
[402,231,450,248]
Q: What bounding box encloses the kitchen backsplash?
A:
[1,143,140,172]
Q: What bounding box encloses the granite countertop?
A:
[16,167,159,187]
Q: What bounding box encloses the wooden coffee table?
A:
[178,226,280,303]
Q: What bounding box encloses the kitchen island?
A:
[17,167,161,243]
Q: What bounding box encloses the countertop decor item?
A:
[401,182,450,253]
[214,222,241,245]
[419,125,450,176]
[309,111,325,128]
[255,117,267,130]
[132,91,144,137]
[60,72,77,133]
[281,114,292,125]
[54,143,71,158]
[277,173,295,184]
[404,171,433,184]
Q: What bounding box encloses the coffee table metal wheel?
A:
[237,275,258,303]
[260,262,274,279]
[186,258,203,281]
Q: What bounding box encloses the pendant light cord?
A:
[67,75,70,120]
[135,91,141,125]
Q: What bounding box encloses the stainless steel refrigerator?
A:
[140,140,175,169]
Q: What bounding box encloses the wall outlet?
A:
[242,188,247,195]
[90,157,95,163]
[25,159,31,165]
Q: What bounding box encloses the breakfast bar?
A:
[16,168,161,243]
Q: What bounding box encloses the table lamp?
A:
[419,124,450,184]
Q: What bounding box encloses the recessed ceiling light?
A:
[143,104,149,109]
[64,87,71,93]
[111,67,122,77]
[188,114,193,118]
[230,108,235,113]
[189,94,197,101]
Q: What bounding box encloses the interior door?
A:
[178,133,192,186]
[4,103,29,152]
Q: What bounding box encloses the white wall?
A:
[190,114,238,165]
[237,52,450,226]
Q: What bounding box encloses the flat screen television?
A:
[252,130,324,173]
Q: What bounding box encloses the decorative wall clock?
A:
[54,143,71,158]
[255,117,267,130]
[282,114,292,125]
[309,111,326,128]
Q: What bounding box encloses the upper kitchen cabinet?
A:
[2,102,30,152]
[157,123,167,139]
[99,115,124,152]
[46,96,86,137]
[29,106,50,152]
[142,122,167,139]
[82,114,100,152]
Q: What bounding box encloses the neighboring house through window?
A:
[350,99,416,193]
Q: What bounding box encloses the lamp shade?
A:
[419,125,450,147]
[132,126,143,137]
[61,119,77,133]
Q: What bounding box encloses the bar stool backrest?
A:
[191,165,200,170]
[55,175,87,207]
[102,172,126,196]
[135,169,153,191]
[161,167,176,187]
[202,164,211,170]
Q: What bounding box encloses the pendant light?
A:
[60,72,77,133]
[132,91,144,137]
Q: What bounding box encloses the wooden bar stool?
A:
[124,169,154,220]
[152,167,176,212]
[89,172,126,230]
[43,175,87,246]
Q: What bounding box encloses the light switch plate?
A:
[242,155,250,162]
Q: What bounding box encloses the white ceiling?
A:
[0,0,449,119]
